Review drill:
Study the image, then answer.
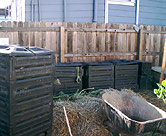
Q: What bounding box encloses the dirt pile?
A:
[52,96,112,136]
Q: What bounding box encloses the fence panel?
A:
[0,21,165,66]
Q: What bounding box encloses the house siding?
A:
[108,4,136,24]
[25,0,63,22]
[25,0,94,22]
[18,0,166,26]
[66,0,93,23]
[139,0,166,26]
[97,0,105,23]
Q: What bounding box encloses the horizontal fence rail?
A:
[0,21,166,66]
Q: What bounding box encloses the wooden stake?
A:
[160,36,166,84]
[138,28,143,60]
[59,26,65,63]
[63,106,73,136]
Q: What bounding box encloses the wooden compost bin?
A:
[113,60,139,91]
[83,62,114,90]
[54,63,83,95]
[0,45,55,136]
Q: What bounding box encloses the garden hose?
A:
[54,79,61,86]
[76,67,81,84]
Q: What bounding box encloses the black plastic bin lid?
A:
[0,45,54,56]
[85,61,113,66]
[55,62,85,67]
[111,59,138,65]
[134,60,152,64]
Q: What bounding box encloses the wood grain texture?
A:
[0,21,164,66]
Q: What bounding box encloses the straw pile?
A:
[52,96,112,136]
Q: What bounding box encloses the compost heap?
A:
[52,96,112,136]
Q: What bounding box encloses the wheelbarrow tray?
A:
[102,91,166,134]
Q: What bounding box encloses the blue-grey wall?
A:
[66,0,93,23]
[108,4,135,24]
[25,0,64,22]
[24,0,166,26]
[139,0,166,26]
[25,0,94,22]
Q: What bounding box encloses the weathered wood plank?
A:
[138,28,143,60]
[12,21,19,44]
[76,22,83,62]
[23,22,30,46]
[86,23,93,62]
[29,22,35,46]
[45,22,52,50]
[0,22,164,66]
[6,22,13,44]
[40,22,46,48]
[160,36,166,83]
[73,23,78,62]
[82,23,87,62]
[91,23,97,62]
[59,26,65,63]
[63,22,68,62]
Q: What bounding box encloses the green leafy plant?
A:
[53,88,103,102]
[154,79,166,103]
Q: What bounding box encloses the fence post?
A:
[59,26,65,63]
[137,28,143,60]
[160,35,166,83]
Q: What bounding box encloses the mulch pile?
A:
[52,96,112,136]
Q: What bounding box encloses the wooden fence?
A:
[0,21,166,66]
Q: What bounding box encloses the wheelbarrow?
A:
[102,91,166,135]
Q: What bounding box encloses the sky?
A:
[0,0,11,8]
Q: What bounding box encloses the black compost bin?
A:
[0,45,55,136]
[54,63,83,95]
[83,62,114,90]
[112,60,139,91]
[136,60,152,90]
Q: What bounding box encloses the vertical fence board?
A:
[63,22,68,62]
[0,22,164,66]
[22,22,30,47]
[126,25,132,60]
[34,22,40,47]
[91,23,97,62]
[6,22,13,44]
[76,23,83,62]
[67,22,73,62]
[105,23,111,61]
[159,26,165,66]
[59,26,65,63]
[0,22,7,39]
[12,22,19,44]
[82,23,87,62]
[29,22,35,46]
[45,22,52,50]
[73,23,78,62]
